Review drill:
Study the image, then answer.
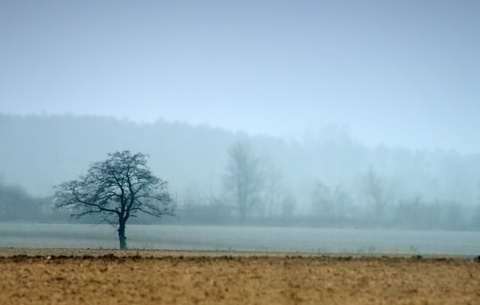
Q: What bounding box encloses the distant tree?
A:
[223,142,264,223]
[311,181,334,222]
[0,179,43,222]
[262,163,284,218]
[362,166,391,221]
[331,186,352,225]
[54,151,175,249]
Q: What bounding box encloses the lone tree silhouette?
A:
[54,150,175,249]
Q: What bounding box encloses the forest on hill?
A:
[1,113,480,229]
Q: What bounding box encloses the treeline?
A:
[1,113,480,230]
[2,177,479,230]
[173,167,480,231]
[0,180,66,222]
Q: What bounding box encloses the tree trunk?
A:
[118,221,127,250]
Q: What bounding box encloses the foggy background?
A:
[1,1,480,231]
[1,114,480,231]
[2,1,480,152]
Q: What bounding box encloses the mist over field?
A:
[1,114,480,231]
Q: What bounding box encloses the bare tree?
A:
[263,164,283,218]
[54,151,174,249]
[311,181,334,222]
[362,165,391,221]
[223,142,264,224]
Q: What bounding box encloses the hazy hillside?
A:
[0,114,243,196]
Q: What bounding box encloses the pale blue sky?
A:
[1,1,480,153]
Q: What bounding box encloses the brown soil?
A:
[1,249,479,305]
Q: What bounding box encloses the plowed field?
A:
[1,249,479,304]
